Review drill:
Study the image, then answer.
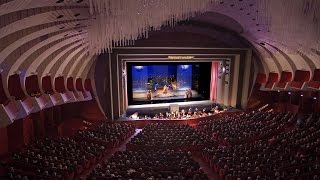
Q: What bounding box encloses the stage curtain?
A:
[210,62,219,101]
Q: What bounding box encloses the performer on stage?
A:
[163,85,168,94]
[154,82,158,92]
[146,90,152,100]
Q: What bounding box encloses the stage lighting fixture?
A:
[168,56,194,60]
[181,65,189,70]
[135,66,144,71]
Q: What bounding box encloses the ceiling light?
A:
[87,0,220,54]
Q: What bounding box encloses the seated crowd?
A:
[198,112,296,145]
[88,123,213,179]
[127,123,215,149]
[4,110,320,179]
[201,112,320,179]
[75,123,135,147]
[4,123,136,180]
[7,138,105,180]
[88,149,208,180]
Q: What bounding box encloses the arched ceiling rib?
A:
[0,0,319,95]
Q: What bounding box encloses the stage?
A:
[123,100,222,119]
[133,89,200,100]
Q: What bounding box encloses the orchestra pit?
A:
[0,0,320,179]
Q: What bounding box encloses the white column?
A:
[216,61,225,104]
[231,55,240,107]
[241,50,253,109]
[224,60,231,106]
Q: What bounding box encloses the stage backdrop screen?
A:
[127,62,212,105]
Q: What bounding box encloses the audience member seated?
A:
[6,137,106,180]
[127,123,216,150]
[88,149,209,180]
[198,112,296,145]
[75,123,135,147]
[200,112,320,179]
[4,123,136,180]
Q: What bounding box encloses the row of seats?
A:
[7,137,105,180]
[256,69,320,91]
[127,123,215,150]
[89,123,212,180]
[75,123,136,148]
[0,73,93,128]
[198,112,296,145]
[200,112,320,179]
[4,122,135,180]
[88,149,209,180]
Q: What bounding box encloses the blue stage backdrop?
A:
[177,65,192,90]
[128,62,212,105]
[132,66,148,92]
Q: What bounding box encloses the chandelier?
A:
[257,0,320,55]
[87,0,218,54]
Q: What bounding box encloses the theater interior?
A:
[0,0,320,179]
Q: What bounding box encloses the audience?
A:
[200,112,320,179]
[127,123,215,149]
[5,123,135,180]
[4,110,320,179]
[88,149,208,180]
[76,123,135,147]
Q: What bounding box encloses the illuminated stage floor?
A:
[133,90,199,101]
[124,100,219,119]
[128,100,214,109]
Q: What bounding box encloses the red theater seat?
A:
[8,74,25,100]
[255,73,267,84]
[55,76,77,103]
[308,69,320,90]
[84,79,92,91]
[67,77,76,92]
[42,76,54,95]
[263,72,278,90]
[0,74,9,104]
[276,71,292,89]
[76,78,85,92]
[55,76,66,93]
[25,75,41,97]
[290,70,310,89]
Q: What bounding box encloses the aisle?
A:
[192,154,220,180]
[79,129,142,179]
[80,128,218,180]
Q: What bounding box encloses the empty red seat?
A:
[55,76,66,93]
[0,74,9,104]
[8,74,25,100]
[276,71,292,89]
[25,75,41,97]
[42,76,54,95]
[255,73,267,84]
[264,72,279,89]
[308,69,320,89]
[76,78,85,92]
[67,77,76,92]
[290,70,310,89]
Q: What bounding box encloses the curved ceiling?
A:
[0,0,319,94]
